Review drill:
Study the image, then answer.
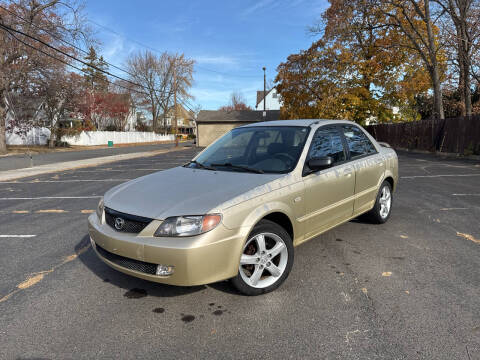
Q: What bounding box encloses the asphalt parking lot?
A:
[0,148,479,359]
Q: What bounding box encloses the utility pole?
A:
[263,67,266,115]
[173,57,178,147]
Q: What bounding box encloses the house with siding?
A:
[196,110,281,147]
[255,88,282,111]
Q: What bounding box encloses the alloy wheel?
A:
[239,232,288,289]
[379,185,392,219]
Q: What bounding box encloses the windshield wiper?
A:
[185,160,216,171]
[210,162,264,174]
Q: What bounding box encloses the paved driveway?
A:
[0,149,479,359]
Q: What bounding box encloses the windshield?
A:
[190,126,310,174]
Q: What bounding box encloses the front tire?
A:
[366,181,393,224]
[231,220,294,296]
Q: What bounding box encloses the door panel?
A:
[302,164,355,238]
[351,155,385,215]
[340,124,385,215]
[300,126,355,240]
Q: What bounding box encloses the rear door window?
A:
[341,125,377,158]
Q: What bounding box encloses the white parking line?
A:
[0,235,36,238]
[452,194,480,196]
[71,169,166,172]
[0,179,131,184]
[401,174,480,179]
[0,196,101,200]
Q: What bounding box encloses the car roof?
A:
[238,119,358,128]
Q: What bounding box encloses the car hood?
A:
[104,166,284,219]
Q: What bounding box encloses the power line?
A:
[0,5,253,109]
[0,6,194,105]
[0,24,142,96]
[0,19,146,90]
[0,4,136,79]
[0,11,197,112]
[0,22,196,114]
[0,20,183,99]
[88,18,260,79]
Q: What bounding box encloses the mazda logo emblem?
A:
[114,217,125,230]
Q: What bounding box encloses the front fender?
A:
[224,201,300,271]
[222,199,301,244]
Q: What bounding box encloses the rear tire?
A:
[231,220,294,296]
[366,181,393,224]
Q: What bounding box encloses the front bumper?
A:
[88,213,248,286]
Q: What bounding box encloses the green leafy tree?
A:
[81,46,109,91]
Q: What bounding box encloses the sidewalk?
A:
[0,144,193,182]
[0,142,193,172]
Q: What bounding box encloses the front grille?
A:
[95,244,157,275]
[104,207,152,234]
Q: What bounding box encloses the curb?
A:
[0,146,188,182]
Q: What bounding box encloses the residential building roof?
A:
[164,104,193,119]
[196,110,281,123]
[256,89,274,107]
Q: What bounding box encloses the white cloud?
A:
[195,55,238,66]
[192,83,261,109]
[241,0,310,16]
[242,0,276,16]
[103,34,124,59]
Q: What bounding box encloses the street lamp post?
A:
[262,67,266,114]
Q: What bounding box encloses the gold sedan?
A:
[88,119,398,295]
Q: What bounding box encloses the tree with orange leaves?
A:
[381,0,448,119]
[277,0,432,124]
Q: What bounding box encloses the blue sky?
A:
[84,0,328,111]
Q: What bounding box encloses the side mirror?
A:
[306,156,334,174]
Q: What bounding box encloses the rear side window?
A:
[341,125,377,158]
[308,126,346,164]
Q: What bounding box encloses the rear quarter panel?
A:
[380,147,399,191]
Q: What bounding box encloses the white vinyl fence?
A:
[6,127,51,145]
[61,131,174,146]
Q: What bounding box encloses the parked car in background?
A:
[89,119,398,295]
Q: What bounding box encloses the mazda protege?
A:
[88,119,398,295]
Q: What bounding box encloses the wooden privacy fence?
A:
[365,116,480,155]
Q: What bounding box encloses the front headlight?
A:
[154,214,222,237]
[96,197,104,220]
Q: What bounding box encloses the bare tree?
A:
[41,71,82,147]
[168,53,194,132]
[0,0,90,153]
[472,37,480,84]
[125,50,164,131]
[219,91,252,111]
[125,50,194,132]
[434,0,480,116]
[382,0,446,119]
